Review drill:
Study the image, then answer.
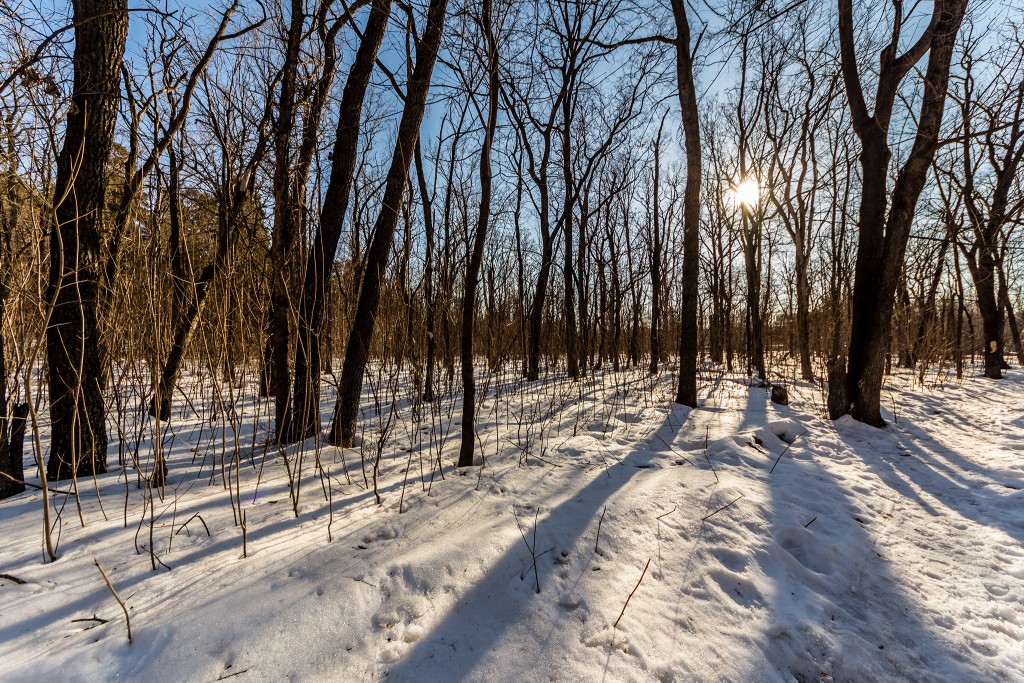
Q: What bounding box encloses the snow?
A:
[2,366,1023,682]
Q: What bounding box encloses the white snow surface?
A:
[2,366,1023,682]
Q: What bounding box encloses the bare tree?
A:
[830,0,969,424]
[332,0,450,447]
[458,0,500,467]
[937,24,1024,378]
[290,0,389,441]
[763,28,838,381]
[672,0,702,407]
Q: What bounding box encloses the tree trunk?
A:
[0,286,22,499]
[290,0,392,441]
[0,135,25,499]
[151,263,216,420]
[0,401,29,500]
[974,254,1004,378]
[512,158,527,377]
[414,140,437,402]
[45,0,128,480]
[910,232,950,368]
[1001,264,1024,366]
[795,253,813,380]
[167,142,188,326]
[672,0,701,407]
[459,0,498,468]
[265,0,305,442]
[835,0,967,425]
[742,209,766,380]
[561,96,579,380]
[649,118,664,375]
[527,221,553,381]
[331,0,449,447]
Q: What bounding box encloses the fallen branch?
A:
[71,615,109,625]
[701,494,744,522]
[0,470,76,495]
[613,558,651,629]
[94,559,132,644]
[0,573,27,585]
[769,431,807,475]
[702,427,718,483]
[594,506,606,554]
[655,506,676,521]
[651,433,694,467]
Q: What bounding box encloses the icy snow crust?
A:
[2,366,1023,682]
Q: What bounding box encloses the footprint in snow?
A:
[362,524,400,546]
[774,526,833,575]
[374,565,433,664]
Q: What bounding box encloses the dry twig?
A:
[613,558,651,628]
[94,559,132,644]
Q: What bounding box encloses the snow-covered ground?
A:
[1,365,1022,682]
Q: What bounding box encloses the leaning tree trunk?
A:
[331,0,449,447]
[167,142,188,326]
[45,0,128,480]
[151,74,275,422]
[290,0,392,441]
[152,262,217,420]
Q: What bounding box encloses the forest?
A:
[1,0,1022,680]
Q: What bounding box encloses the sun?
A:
[733,177,760,209]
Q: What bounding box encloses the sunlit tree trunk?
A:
[45,0,128,480]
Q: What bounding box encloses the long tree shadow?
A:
[831,413,1024,546]
[383,408,690,682]
[750,415,999,681]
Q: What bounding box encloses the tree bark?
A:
[264,0,306,442]
[527,185,554,381]
[561,96,579,379]
[649,116,665,375]
[909,231,950,368]
[150,68,276,422]
[45,0,128,480]
[413,139,437,402]
[1001,263,1024,366]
